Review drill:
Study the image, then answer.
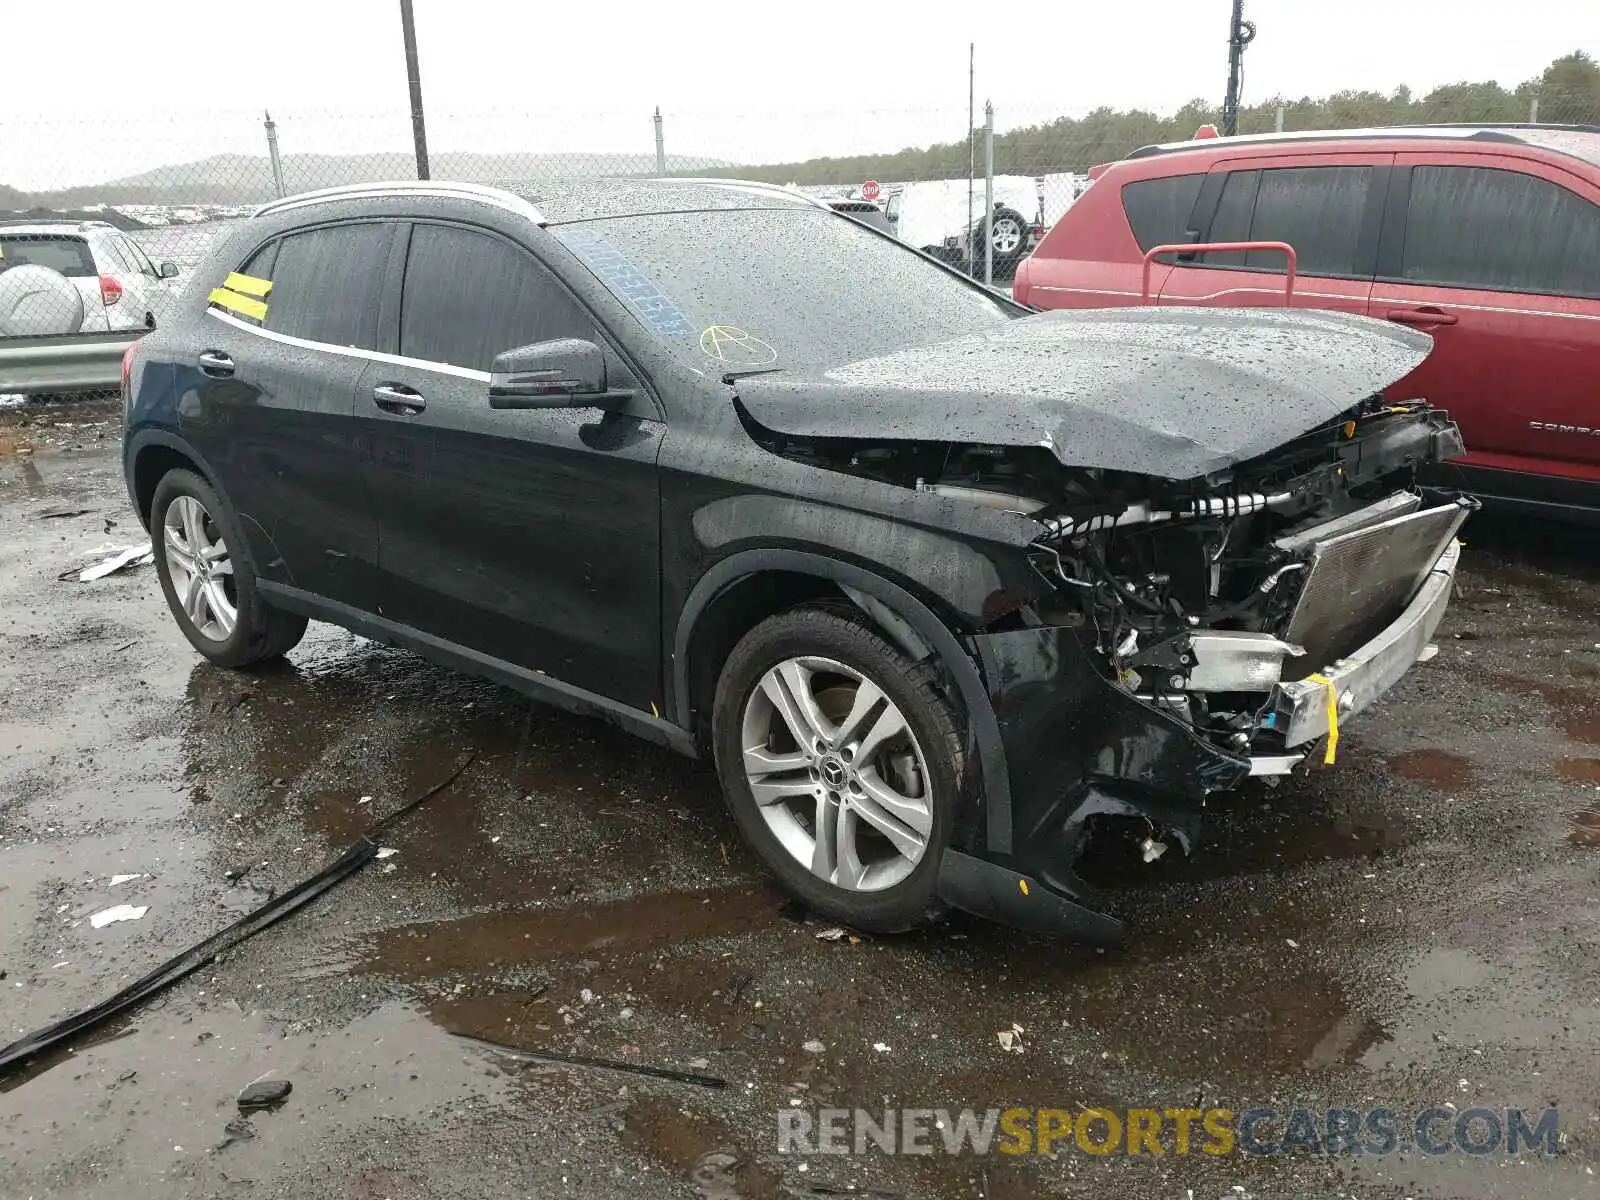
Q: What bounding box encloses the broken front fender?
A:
[934,624,1251,943]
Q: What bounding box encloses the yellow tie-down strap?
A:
[208,272,272,322]
[1302,672,1340,765]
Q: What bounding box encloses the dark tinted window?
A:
[1205,166,1373,275]
[0,235,96,277]
[400,224,591,371]
[257,223,393,349]
[1121,174,1204,251]
[239,239,279,281]
[1400,166,1600,297]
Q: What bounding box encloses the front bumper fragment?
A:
[1269,538,1460,747]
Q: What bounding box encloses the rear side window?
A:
[238,223,394,349]
[1205,166,1374,275]
[0,235,96,277]
[399,223,591,371]
[1121,174,1204,251]
[1399,166,1600,298]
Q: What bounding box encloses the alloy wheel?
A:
[161,495,237,642]
[740,656,934,892]
[992,217,1023,255]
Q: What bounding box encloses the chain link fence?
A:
[0,86,1596,383]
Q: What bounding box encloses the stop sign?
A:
[861,179,881,201]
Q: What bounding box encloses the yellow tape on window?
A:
[223,271,272,298]
[208,287,268,322]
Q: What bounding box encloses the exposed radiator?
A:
[1283,499,1472,669]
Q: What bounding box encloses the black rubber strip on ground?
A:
[452,1033,728,1089]
[0,755,476,1079]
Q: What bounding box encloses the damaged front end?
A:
[734,309,1474,940]
[946,399,1473,940]
[743,391,1470,942]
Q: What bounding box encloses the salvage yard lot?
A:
[1,414,1598,1199]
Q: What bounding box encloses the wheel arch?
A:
[672,550,1013,855]
[126,429,221,531]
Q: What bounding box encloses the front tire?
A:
[150,469,307,667]
[713,604,965,932]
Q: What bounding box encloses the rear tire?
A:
[969,206,1030,277]
[713,604,964,932]
[150,469,307,668]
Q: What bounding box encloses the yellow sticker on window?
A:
[223,271,272,298]
[208,287,268,321]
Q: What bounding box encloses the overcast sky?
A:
[1,0,1593,188]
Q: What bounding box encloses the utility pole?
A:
[1222,0,1256,137]
[263,111,285,199]
[983,101,994,287]
[654,107,666,175]
[398,0,431,180]
[967,43,975,278]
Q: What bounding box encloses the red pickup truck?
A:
[1014,125,1600,520]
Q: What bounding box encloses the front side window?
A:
[399,224,592,371]
[1399,166,1600,297]
[1205,166,1374,275]
[229,223,394,349]
[551,208,1017,373]
[1121,173,1204,252]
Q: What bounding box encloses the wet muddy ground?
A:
[2,420,1599,1199]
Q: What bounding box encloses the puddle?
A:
[1386,748,1474,790]
[622,1094,780,1199]
[1487,674,1600,745]
[0,1001,513,1196]
[363,884,782,984]
[1570,808,1600,849]
[1556,758,1600,784]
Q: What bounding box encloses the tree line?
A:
[698,51,1600,185]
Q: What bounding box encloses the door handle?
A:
[1385,307,1458,327]
[372,383,426,415]
[197,350,234,377]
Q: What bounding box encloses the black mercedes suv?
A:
[122,178,1472,941]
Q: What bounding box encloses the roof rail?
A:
[253,180,546,225]
[1127,123,1600,161]
[649,177,833,211]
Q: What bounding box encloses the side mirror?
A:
[489,338,621,409]
[159,261,179,279]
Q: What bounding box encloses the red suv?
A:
[1015,126,1600,519]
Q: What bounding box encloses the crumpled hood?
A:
[735,307,1432,480]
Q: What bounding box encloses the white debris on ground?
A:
[997,1023,1025,1053]
[89,904,149,928]
[75,543,153,583]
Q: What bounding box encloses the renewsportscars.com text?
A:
[777,1106,1559,1158]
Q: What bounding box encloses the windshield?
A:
[551,209,1018,375]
